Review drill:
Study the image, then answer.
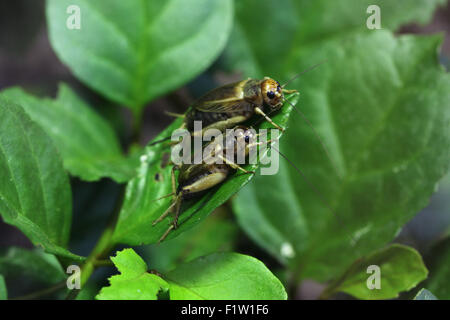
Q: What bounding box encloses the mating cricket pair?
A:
[151,76,299,243]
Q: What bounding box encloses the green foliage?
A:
[46,0,233,110]
[0,98,82,261]
[97,249,169,300]
[322,244,428,299]
[0,247,67,299]
[230,0,450,281]
[1,84,137,183]
[414,288,438,300]
[424,237,450,299]
[0,0,448,300]
[140,208,238,272]
[0,247,66,283]
[97,249,286,300]
[224,0,445,78]
[112,94,297,245]
[0,275,6,300]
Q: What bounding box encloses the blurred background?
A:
[0,0,449,299]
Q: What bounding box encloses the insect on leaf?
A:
[112,94,298,245]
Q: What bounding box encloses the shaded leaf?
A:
[0,247,67,298]
[2,84,138,183]
[0,275,6,300]
[322,244,428,299]
[46,0,233,109]
[224,0,445,78]
[112,94,298,245]
[0,98,82,260]
[233,31,450,280]
[140,207,238,272]
[424,237,450,299]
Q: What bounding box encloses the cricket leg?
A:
[152,199,177,226]
[158,224,174,244]
[282,89,298,94]
[254,107,284,132]
[218,155,255,174]
[165,111,185,118]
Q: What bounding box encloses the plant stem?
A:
[68,186,125,299]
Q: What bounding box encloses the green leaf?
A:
[0,247,67,298]
[414,288,438,300]
[96,248,169,300]
[140,207,238,272]
[224,0,445,77]
[98,249,286,300]
[166,252,287,300]
[322,244,428,299]
[424,237,450,299]
[0,247,66,285]
[0,98,83,261]
[233,31,450,280]
[112,94,298,245]
[0,275,6,300]
[1,84,138,183]
[46,0,233,109]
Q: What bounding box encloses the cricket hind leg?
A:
[152,166,179,226]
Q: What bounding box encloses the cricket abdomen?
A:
[178,164,230,200]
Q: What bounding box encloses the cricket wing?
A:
[192,80,252,113]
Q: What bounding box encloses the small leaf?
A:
[1,84,138,183]
[166,252,287,300]
[323,244,428,300]
[0,98,82,261]
[0,275,7,300]
[96,248,169,300]
[46,0,233,109]
[414,288,438,300]
[112,94,298,245]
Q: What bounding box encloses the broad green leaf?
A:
[0,98,82,261]
[0,275,6,300]
[96,249,169,300]
[424,237,450,299]
[112,94,298,245]
[46,0,233,109]
[224,0,445,77]
[414,288,438,300]
[233,30,450,281]
[322,244,428,299]
[140,207,238,272]
[166,252,287,300]
[1,84,138,183]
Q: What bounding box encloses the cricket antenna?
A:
[284,98,343,180]
[281,60,328,88]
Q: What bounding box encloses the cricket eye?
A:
[244,135,250,143]
[267,91,275,99]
